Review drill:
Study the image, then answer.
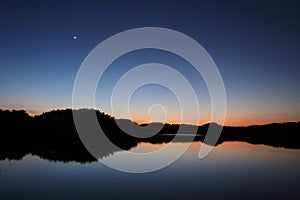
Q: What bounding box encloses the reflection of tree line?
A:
[0,109,299,162]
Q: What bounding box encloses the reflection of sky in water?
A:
[1,142,300,199]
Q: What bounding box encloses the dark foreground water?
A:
[1,141,300,199]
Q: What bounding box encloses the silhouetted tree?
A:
[0,109,299,162]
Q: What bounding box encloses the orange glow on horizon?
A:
[1,106,299,126]
[130,115,300,127]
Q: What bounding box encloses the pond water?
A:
[1,141,300,199]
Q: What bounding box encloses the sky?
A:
[0,0,299,126]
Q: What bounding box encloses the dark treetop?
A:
[0,109,299,162]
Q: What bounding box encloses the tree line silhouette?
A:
[0,109,299,162]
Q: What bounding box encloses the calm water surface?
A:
[1,141,300,199]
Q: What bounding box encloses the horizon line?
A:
[1,108,299,128]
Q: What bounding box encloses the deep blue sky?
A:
[0,0,299,125]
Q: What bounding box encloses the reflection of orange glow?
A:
[129,141,300,162]
[130,142,165,153]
